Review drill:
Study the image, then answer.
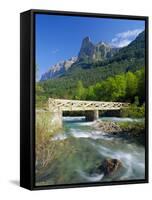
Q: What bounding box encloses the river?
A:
[36,116,145,186]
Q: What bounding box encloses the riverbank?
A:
[93,119,145,145]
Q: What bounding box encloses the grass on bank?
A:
[35,111,77,177]
[36,111,60,173]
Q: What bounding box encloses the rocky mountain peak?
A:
[97,41,110,47]
[40,31,144,82]
[40,56,77,81]
[78,36,95,62]
[78,37,118,62]
[82,36,91,45]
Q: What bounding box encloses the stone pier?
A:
[85,110,99,121]
[51,110,63,128]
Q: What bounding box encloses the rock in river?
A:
[98,158,123,176]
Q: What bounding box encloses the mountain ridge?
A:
[38,30,145,100]
[40,31,144,81]
[40,36,119,81]
[40,56,77,81]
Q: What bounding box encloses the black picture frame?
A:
[20,9,149,190]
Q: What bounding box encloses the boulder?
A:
[98,158,123,176]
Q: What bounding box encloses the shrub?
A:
[120,103,145,118]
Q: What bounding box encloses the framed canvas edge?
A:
[20,11,33,190]
[20,9,149,191]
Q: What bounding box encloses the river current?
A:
[36,116,145,186]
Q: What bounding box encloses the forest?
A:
[36,31,145,118]
[36,67,145,118]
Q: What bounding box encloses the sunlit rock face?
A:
[40,56,77,81]
[40,36,120,81]
[78,36,119,63]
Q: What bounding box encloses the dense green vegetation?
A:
[36,66,145,102]
[120,102,145,118]
[85,67,145,103]
[109,30,145,64]
[37,58,144,102]
[36,31,145,118]
[36,67,145,117]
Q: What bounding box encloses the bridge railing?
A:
[48,98,130,112]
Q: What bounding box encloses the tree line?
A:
[75,67,145,104]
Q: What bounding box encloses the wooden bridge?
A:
[48,98,129,127]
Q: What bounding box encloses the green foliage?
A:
[36,83,48,108]
[110,31,145,63]
[134,96,140,106]
[120,103,145,118]
[86,85,96,100]
[85,68,144,104]
[36,67,145,113]
[125,72,138,101]
[135,67,145,102]
[98,74,126,101]
[38,57,144,102]
[75,80,86,100]
[94,77,120,101]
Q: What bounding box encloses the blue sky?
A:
[35,14,145,78]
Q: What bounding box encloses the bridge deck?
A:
[48,98,129,112]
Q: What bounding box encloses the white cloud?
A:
[111,28,143,48]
